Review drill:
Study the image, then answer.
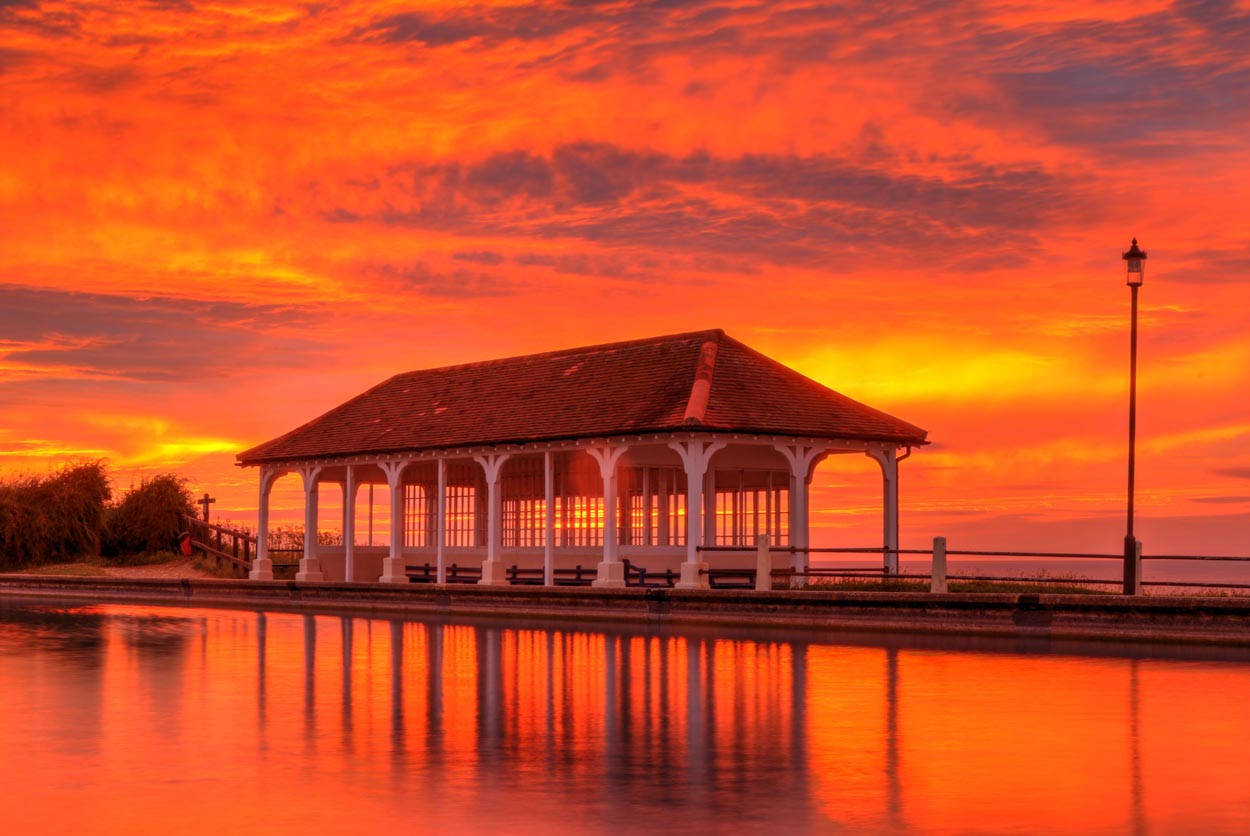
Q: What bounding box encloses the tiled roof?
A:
[237,330,927,464]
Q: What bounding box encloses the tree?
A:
[103,474,196,557]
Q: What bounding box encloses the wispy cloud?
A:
[0,0,1248,548]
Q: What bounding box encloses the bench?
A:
[405,562,482,584]
[706,568,756,589]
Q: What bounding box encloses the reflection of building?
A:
[238,330,927,585]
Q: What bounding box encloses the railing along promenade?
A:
[182,514,255,571]
[700,540,1250,595]
[179,514,1247,594]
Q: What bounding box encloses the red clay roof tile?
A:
[237,329,927,464]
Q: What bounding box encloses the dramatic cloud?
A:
[0,284,324,383]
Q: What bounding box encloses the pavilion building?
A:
[237,329,927,588]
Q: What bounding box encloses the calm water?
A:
[2,600,1249,834]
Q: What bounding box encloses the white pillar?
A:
[343,466,357,583]
[379,460,408,583]
[867,448,900,575]
[703,468,717,545]
[249,467,283,580]
[295,466,325,581]
[588,444,629,588]
[544,451,555,587]
[775,444,828,587]
[669,439,725,589]
[436,458,447,584]
[474,453,511,585]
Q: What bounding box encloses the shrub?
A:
[103,474,196,558]
[0,462,112,570]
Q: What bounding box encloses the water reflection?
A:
[1,600,1249,834]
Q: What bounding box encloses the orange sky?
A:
[1,0,1248,554]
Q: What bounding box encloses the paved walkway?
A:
[101,557,213,579]
[3,557,214,579]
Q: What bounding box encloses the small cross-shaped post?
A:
[199,492,216,523]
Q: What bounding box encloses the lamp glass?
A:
[1126,258,1144,286]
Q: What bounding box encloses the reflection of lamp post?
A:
[1122,238,1147,594]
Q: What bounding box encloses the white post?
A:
[669,439,726,589]
[475,453,511,585]
[379,460,408,583]
[296,466,325,581]
[658,469,669,545]
[249,468,281,580]
[436,458,447,584]
[704,468,717,545]
[931,536,947,594]
[588,445,629,588]
[755,533,772,592]
[867,448,900,575]
[343,467,358,582]
[544,451,555,587]
[775,444,828,588]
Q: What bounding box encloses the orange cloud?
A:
[0,0,1247,553]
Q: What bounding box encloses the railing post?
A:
[1124,537,1142,595]
[755,534,772,591]
[930,536,947,594]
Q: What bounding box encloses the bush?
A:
[102,474,196,558]
[0,462,112,570]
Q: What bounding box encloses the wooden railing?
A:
[181,514,255,570]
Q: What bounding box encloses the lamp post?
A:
[1122,238,1147,595]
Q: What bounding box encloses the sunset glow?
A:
[2,1,1248,553]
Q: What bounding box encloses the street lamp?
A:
[1122,237,1146,594]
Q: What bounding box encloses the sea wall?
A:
[2,575,1248,646]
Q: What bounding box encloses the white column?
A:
[436,458,447,584]
[588,444,629,588]
[775,444,828,587]
[474,453,511,585]
[867,447,900,575]
[343,466,358,583]
[703,468,717,545]
[669,439,725,589]
[295,465,325,581]
[378,460,408,583]
[249,467,283,580]
[544,451,555,586]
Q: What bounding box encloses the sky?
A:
[1,0,1248,555]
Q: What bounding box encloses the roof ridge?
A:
[392,328,724,380]
[682,331,721,425]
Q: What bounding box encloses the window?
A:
[444,462,482,547]
[620,466,686,546]
[502,457,545,548]
[714,469,789,547]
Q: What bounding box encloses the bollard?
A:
[755,534,772,591]
[930,536,947,594]
[1124,536,1142,595]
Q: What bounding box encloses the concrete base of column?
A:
[479,560,509,585]
[295,558,324,582]
[675,561,708,590]
[592,560,626,588]
[379,556,407,584]
[249,557,274,581]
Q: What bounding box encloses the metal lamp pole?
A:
[1122,238,1147,595]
